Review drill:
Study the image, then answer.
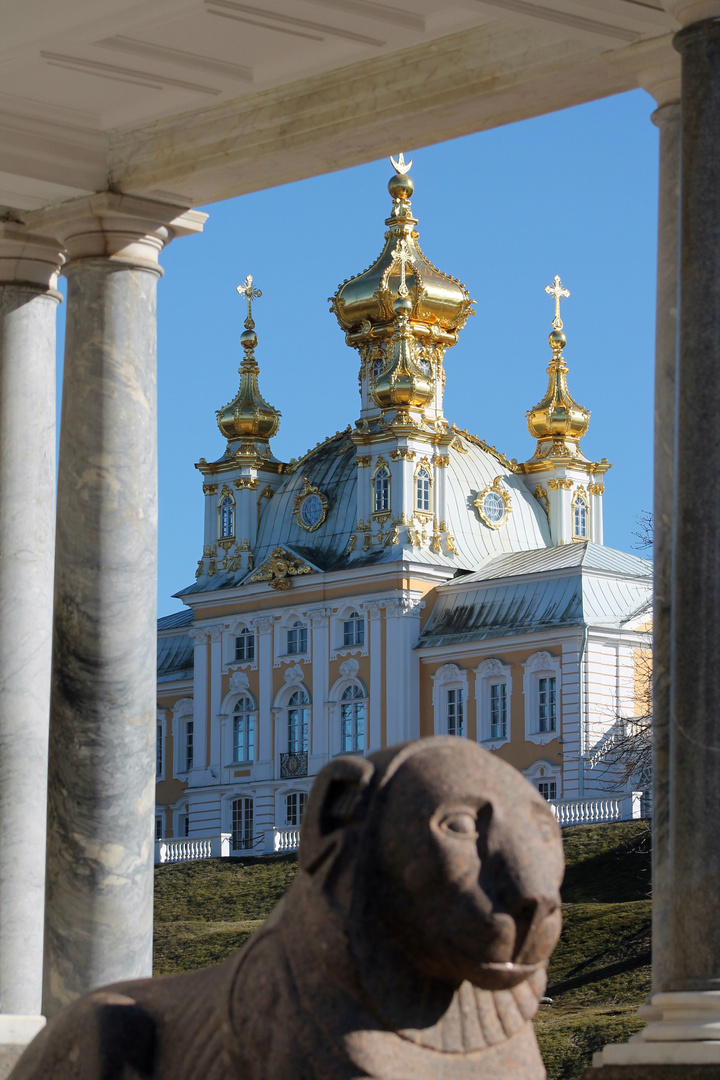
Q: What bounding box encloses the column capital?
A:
[24,193,206,269]
[603,35,681,107]
[0,222,64,292]
[664,1,720,28]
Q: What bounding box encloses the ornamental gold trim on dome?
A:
[248,547,313,590]
[293,477,329,533]
[474,476,513,530]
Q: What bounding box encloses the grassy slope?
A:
[154,821,652,1080]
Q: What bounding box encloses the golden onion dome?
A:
[329,154,475,345]
[217,275,281,443]
[372,296,434,409]
[526,276,590,452]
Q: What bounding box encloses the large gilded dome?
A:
[329,155,475,347]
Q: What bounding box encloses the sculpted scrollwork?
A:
[248,548,313,590]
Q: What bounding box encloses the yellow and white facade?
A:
[156,157,651,851]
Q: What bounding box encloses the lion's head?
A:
[294,737,564,1052]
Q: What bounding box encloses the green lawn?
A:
[154,820,652,1080]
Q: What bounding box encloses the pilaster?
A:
[254,618,274,769]
[384,595,423,744]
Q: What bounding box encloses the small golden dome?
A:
[372,307,434,409]
[217,275,281,444]
[526,276,590,453]
[329,155,474,347]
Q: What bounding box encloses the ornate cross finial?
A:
[237,274,262,329]
[390,152,413,175]
[545,275,570,330]
[392,237,414,298]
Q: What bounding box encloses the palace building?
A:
[155,156,651,853]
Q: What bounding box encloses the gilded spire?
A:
[525,276,590,454]
[217,275,281,444]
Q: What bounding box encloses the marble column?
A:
[29,194,205,1018]
[0,226,63,1029]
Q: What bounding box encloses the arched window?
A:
[573,495,588,539]
[156,716,163,777]
[232,797,254,850]
[374,467,390,513]
[287,620,307,655]
[288,689,309,753]
[340,684,366,752]
[235,626,255,662]
[371,357,383,379]
[233,697,256,762]
[285,791,307,827]
[416,467,431,512]
[219,495,235,538]
[342,610,364,647]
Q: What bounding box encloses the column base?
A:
[0,1016,46,1079]
[591,992,720,1071]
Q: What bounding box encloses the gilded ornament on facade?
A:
[203,483,218,495]
[293,477,329,532]
[547,478,573,490]
[248,548,312,590]
[345,534,357,555]
[475,477,513,529]
[588,483,605,496]
[355,455,372,467]
[534,484,550,517]
[234,477,258,490]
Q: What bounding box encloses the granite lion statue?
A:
[12,737,564,1080]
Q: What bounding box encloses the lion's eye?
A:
[439,812,478,837]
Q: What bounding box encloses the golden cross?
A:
[392,238,413,298]
[236,274,262,328]
[545,275,570,330]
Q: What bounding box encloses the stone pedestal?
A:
[0,225,63,1020]
[28,195,205,1017]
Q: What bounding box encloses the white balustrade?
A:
[548,792,644,826]
[273,826,301,852]
[154,833,231,864]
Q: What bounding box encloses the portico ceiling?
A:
[0,0,677,213]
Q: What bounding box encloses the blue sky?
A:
[56,88,660,617]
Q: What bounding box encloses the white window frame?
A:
[339,681,367,754]
[524,759,562,801]
[373,461,390,515]
[475,659,512,749]
[523,651,562,745]
[218,493,235,540]
[173,802,190,839]
[230,795,255,852]
[156,708,165,780]
[431,663,469,738]
[332,604,369,660]
[572,489,589,541]
[155,812,164,841]
[172,698,195,778]
[234,626,256,663]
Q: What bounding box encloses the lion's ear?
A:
[299,755,375,874]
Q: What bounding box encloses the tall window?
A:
[343,610,364,647]
[233,697,256,762]
[177,809,189,838]
[184,717,194,772]
[285,791,308,827]
[340,684,366,752]
[235,627,255,662]
[371,357,383,379]
[573,496,587,539]
[537,780,557,801]
[374,467,390,512]
[287,620,307,655]
[156,720,163,776]
[490,682,507,740]
[416,467,431,512]
[232,797,254,850]
[538,676,557,732]
[155,816,164,840]
[447,688,464,737]
[220,495,235,538]
[288,689,309,753]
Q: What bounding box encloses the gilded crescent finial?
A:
[390,152,413,175]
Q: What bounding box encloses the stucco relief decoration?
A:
[248,548,312,590]
[433,663,464,686]
[284,664,305,685]
[173,698,194,719]
[229,672,250,694]
[525,651,554,673]
[476,658,505,678]
[339,658,360,678]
